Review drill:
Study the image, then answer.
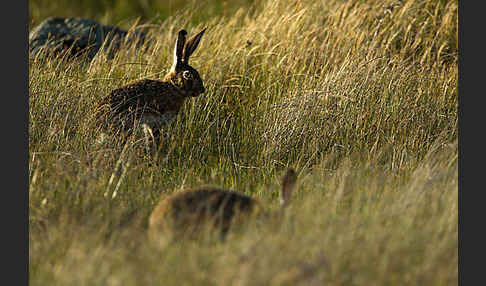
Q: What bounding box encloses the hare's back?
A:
[108,79,175,105]
[154,188,258,224]
[102,79,185,121]
[171,188,256,215]
[149,188,261,239]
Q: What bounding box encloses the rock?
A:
[29,17,148,61]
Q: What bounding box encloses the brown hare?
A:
[148,169,298,241]
[95,28,207,151]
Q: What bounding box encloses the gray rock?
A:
[29,17,148,61]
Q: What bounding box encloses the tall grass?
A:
[29,0,457,285]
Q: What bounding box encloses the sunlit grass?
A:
[29,0,457,285]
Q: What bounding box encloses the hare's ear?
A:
[171,29,187,71]
[183,27,206,64]
[280,168,297,209]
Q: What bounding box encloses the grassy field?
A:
[29,0,458,285]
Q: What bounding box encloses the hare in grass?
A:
[148,169,298,241]
[95,28,207,152]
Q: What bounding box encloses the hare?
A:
[148,169,298,241]
[95,28,207,152]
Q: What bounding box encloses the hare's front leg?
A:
[142,123,157,157]
[140,113,176,157]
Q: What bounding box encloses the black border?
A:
[457,0,462,283]
[5,0,28,284]
[458,1,476,285]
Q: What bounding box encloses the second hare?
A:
[148,169,298,240]
[95,28,207,148]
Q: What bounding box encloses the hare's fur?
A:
[148,169,298,240]
[95,28,207,146]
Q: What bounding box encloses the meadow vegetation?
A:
[29,0,458,285]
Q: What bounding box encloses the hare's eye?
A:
[182,71,192,80]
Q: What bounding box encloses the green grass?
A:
[29,0,457,285]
